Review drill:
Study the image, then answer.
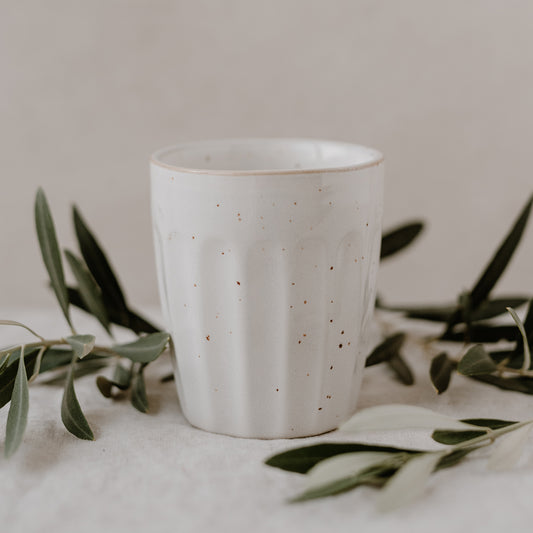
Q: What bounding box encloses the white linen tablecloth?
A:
[1,307,532,533]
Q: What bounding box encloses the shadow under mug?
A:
[150,138,384,438]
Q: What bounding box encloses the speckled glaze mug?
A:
[150,139,384,438]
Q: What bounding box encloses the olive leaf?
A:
[35,188,72,330]
[376,452,445,512]
[340,404,478,433]
[380,221,424,260]
[66,334,96,360]
[387,353,414,385]
[4,348,30,458]
[61,357,94,440]
[471,374,533,394]
[64,250,111,335]
[265,443,414,474]
[507,306,531,371]
[431,418,516,444]
[441,324,519,343]
[457,345,498,376]
[73,207,130,323]
[67,287,159,335]
[469,195,533,311]
[0,349,39,408]
[429,352,455,394]
[293,452,403,502]
[365,333,406,367]
[112,332,170,364]
[96,363,131,399]
[131,365,149,413]
[487,423,533,470]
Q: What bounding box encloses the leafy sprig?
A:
[0,189,169,457]
[266,404,533,511]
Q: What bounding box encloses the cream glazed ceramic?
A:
[150,139,384,438]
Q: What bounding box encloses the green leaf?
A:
[507,306,531,371]
[0,349,39,408]
[293,452,404,502]
[431,429,487,445]
[432,418,517,443]
[487,423,533,470]
[66,334,95,359]
[469,194,533,310]
[380,221,424,260]
[61,357,94,440]
[112,332,170,363]
[470,374,533,394]
[265,443,415,474]
[376,452,445,512]
[131,366,149,413]
[160,372,175,383]
[435,447,481,470]
[64,250,111,335]
[365,333,406,367]
[43,359,108,386]
[35,188,72,329]
[391,297,529,325]
[340,404,479,434]
[67,287,159,334]
[73,206,129,321]
[38,348,75,374]
[457,345,498,376]
[305,452,399,490]
[4,348,30,457]
[96,364,131,398]
[430,352,455,394]
[387,353,414,385]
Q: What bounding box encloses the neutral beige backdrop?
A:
[1,0,532,313]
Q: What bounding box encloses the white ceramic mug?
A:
[150,139,384,438]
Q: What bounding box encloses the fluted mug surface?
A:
[150,138,384,438]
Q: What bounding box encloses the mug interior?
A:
[151,138,383,175]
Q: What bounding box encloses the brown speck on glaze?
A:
[206,335,211,341]
[314,264,318,268]
[329,201,332,206]
[326,395,332,399]
[238,297,242,302]
[184,304,187,308]
[362,256,365,260]
[330,300,334,304]
[354,258,358,263]
[236,281,241,286]
[262,226,265,230]
[229,331,233,335]
[276,388,279,392]
[291,282,295,286]
[238,218,242,222]
[306,372,310,377]
[298,340,302,344]
[192,236,195,240]
[330,365,333,370]
[170,176,175,181]
[330,266,334,270]
[293,201,297,205]
[338,344,343,349]
[272,202,276,207]
[329,319,333,323]
[341,330,344,335]
[260,216,264,220]
[261,247,265,252]
[221,252,225,255]
[366,223,369,226]
[309,226,313,231]
[289,219,292,223]
[303,300,307,304]
[282,247,286,251]
[216,203,220,207]
[318,188,322,192]
[205,155,211,162]
[193,283,197,287]
[318,407,323,411]
[289,305,294,309]
[214,388,218,392]
[198,354,200,358]
[303,333,307,337]
[347,342,351,346]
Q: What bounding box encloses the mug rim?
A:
[150,138,384,176]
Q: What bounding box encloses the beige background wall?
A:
[1,0,533,312]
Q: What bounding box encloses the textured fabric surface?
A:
[1,307,532,533]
